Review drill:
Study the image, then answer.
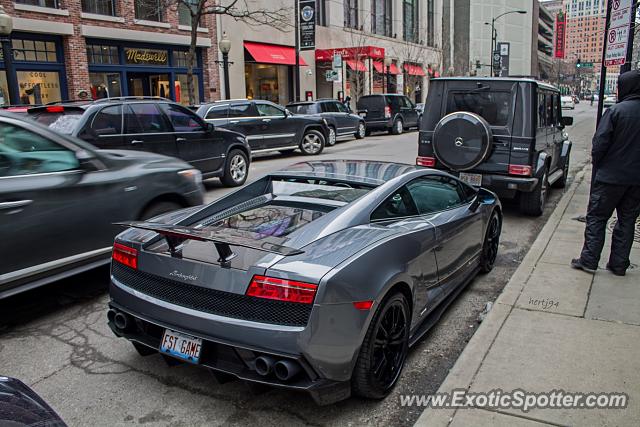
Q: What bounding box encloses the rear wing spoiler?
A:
[116,221,303,266]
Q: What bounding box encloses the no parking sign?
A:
[604,0,633,66]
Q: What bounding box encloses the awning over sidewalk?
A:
[373,61,401,74]
[404,63,426,76]
[244,41,307,66]
[315,46,385,62]
[345,59,367,72]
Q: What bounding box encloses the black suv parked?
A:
[286,99,366,145]
[196,100,328,156]
[28,98,251,187]
[356,94,420,135]
[417,78,573,216]
[0,111,204,297]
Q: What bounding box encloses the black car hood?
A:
[618,70,640,102]
[0,377,67,426]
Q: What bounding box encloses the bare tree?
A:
[151,0,292,104]
[343,26,372,103]
[392,25,441,102]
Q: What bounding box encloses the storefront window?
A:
[173,50,190,67]
[245,63,291,105]
[11,39,57,62]
[17,71,61,105]
[0,71,8,106]
[87,45,119,65]
[175,74,200,106]
[82,0,116,16]
[89,72,122,99]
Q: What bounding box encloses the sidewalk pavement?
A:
[415,166,640,427]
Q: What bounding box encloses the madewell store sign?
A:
[125,48,169,66]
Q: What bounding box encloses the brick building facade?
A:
[0,0,220,105]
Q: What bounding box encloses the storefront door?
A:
[127,73,170,98]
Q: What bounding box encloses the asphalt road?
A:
[0,103,596,427]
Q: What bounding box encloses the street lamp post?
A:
[384,56,392,93]
[218,32,231,100]
[0,5,18,105]
[489,10,527,77]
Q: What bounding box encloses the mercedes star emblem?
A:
[455,137,464,147]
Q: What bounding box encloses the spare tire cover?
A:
[432,112,493,171]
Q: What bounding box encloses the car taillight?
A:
[246,275,317,305]
[416,156,436,167]
[508,164,533,176]
[46,106,64,113]
[384,106,391,118]
[112,243,138,269]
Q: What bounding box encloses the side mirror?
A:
[561,116,573,127]
[284,109,292,117]
[206,122,215,133]
[469,188,497,212]
[75,149,99,172]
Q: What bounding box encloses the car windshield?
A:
[446,91,512,126]
[287,104,315,114]
[32,112,83,135]
[272,179,371,203]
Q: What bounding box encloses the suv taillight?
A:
[384,106,391,118]
[112,243,138,269]
[508,165,533,176]
[246,276,317,305]
[416,156,436,167]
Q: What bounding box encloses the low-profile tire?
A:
[220,149,249,187]
[480,211,502,273]
[132,342,157,357]
[355,122,366,139]
[519,165,549,217]
[140,201,182,220]
[352,292,410,399]
[299,129,325,155]
[551,154,569,189]
[390,119,403,135]
[327,126,337,146]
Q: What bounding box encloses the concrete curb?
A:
[414,166,589,427]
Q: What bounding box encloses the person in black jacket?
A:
[572,70,640,276]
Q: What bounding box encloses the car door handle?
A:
[131,140,144,145]
[229,120,240,124]
[262,118,271,123]
[0,200,33,210]
[176,137,187,142]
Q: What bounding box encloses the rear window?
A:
[446,91,512,126]
[357,96,385,109]
[272,179,371,203]
[210,205,325,238]
[287,104,316,114]
[32,112,83,135]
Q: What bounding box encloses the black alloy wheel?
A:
[352,293,410,399]
[480,211,501,273]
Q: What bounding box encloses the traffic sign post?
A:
[597,0,614,127]
[604,0,633,67]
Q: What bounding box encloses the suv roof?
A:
[432,77,559,92]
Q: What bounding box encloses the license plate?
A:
[160,329,202,363]
[459,172,483,187]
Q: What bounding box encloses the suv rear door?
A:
[160,103,224,175]
[223,102,262,150]
[255,102,293,150]
[400,96,419,128]
[81,104,125,149]
[124,103,178,157]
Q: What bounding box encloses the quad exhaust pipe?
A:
[108,309,132,332]
[254,355,276,376]
[273,360,301,381]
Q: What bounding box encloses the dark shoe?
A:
[571,258,597,274]
[606,264,626,277]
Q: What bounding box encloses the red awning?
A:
[346,59,367,72]
[373,61,401,74]
[372,61,383,73]
[315,46,385,62]
[244,41,307,66]
[389,63,400,75]
[404,64,426,76]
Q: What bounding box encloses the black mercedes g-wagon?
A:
[417,78,573,216]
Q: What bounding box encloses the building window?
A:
[371,0,392,37]
[316,0,327,26]
[11,39,57,62]
[81,0,116,15]
[427,0,435,46]
[15,0,59,8]
[403,0,419,43]
[17,71,62,104]
[178,0,201,26]
[344,0,358,28]
[86,45,119,64]
[135,0,163,22]
[90,72,122,99]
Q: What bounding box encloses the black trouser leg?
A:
[608,186,640,271]
[580,182,625,269]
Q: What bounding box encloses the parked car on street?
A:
[107,160,502,405]
[0,111,204,298]
[603,95,617,108]
[286,99,366,145]
[561,95,575,109]
[417,77,573,216]
[0,376,67,426]
[356,94,420,135]
[196,100,328,156]
[28,97,251,187]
